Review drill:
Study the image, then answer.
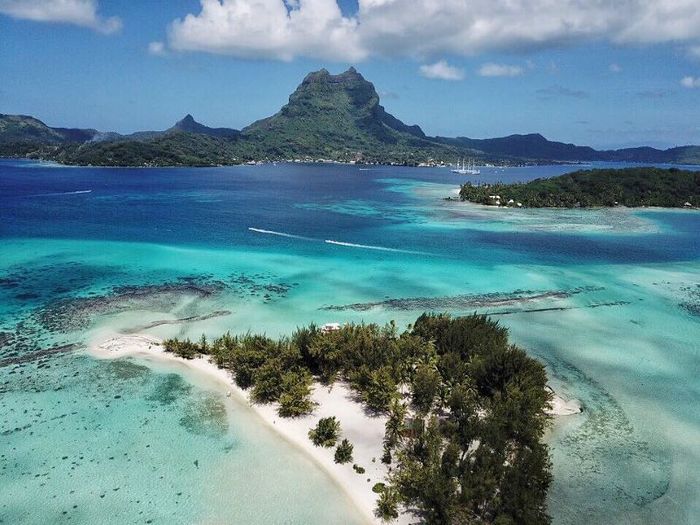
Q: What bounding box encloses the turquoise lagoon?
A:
[0,160,698,524]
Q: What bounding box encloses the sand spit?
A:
[90,334,580,524]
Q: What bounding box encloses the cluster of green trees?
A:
[379,314,552,524]
[165,322,433,417]
[164,332,315,417]
[163,336,204,359]
[460,167,700,208]
[164,313,552,524]
[307,417,354,464]
[334,438,354,464]
[309,416,341,447]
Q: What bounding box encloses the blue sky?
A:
[1,0,700,149]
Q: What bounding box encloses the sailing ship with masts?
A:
[451,158,481,175]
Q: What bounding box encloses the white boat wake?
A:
[248,228,317,241]
[28,189,92,197]
[249,228,428,255]
[324,239,426,255]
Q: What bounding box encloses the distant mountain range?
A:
[2,68,699,166]
[440,133,700,165]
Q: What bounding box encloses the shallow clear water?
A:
[1,159,698,524]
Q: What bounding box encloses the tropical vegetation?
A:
[334,438,354,464]
[309,416,341,447]
[163,313,553,524]
[459,167,700,208]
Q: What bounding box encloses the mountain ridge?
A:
[2,68,699,166]
[0,113,98,144]
[441,133,700,164]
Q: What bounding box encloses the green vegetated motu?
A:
[164,313,553,524]
[459,167,700,208]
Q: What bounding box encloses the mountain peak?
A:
[294,67,376,103]
[174,114,198,129]
[301,67,365,87]
[169,114,240,139]
[242,67,426,153]
[342,66,361,78]
[302,68,330,83]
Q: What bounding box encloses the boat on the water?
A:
[451,158,481,175]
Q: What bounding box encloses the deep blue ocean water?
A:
[1,159,699,524]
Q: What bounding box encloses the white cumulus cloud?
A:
[168,0,362,61]
[161,0,700,61]
[478,63,524,77]
[0,0,121,34]
[419,60,464,80]
[609,63,622,73]
[681,76,700,88]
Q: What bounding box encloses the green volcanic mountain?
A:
[238,67,438,161]
[2,67,700,166]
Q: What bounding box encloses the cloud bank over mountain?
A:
[165,0,700,61]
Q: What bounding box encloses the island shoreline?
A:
[88,333,394,525]
[88,333,580,525]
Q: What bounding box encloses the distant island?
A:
[459,167,700,208]
[2,68,700,167]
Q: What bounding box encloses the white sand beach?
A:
[89,333,404,525]
[89,333,580,525]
